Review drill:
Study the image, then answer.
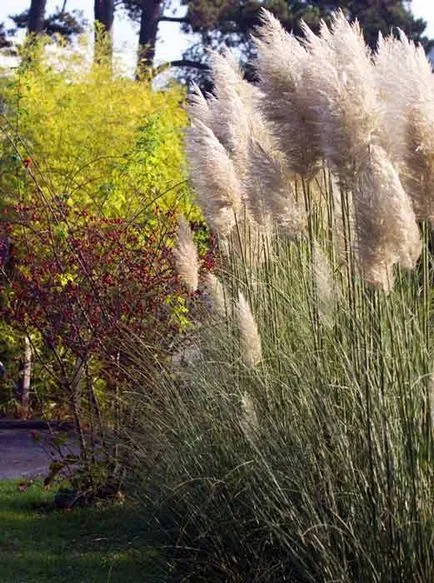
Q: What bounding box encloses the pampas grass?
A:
[354,145,422,290]
[129,10,434,582]
[186,120,242,237]
[204,272,227,316]
[246,138,306,238]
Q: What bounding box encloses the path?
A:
[0,423,74,479]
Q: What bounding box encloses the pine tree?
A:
[123,0,433,82]
[10,1,85,42]
[137,0,163,78]
[94,0,115,63]
[0,22,12,50]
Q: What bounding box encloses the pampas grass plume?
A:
[301,11,378,181]
[313,241,338,327]
[302,13,421,288]
[354,145,421,291]
[246,138,306,238]
[240,392,259,442]
[254,9,321,177]
[204,272,227,316]
[237,291,262,368]
[375,32,434,222]
[186,120,243,237]
[174,217,199,293]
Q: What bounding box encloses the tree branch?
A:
[153,59,210,77]
[159,15,189,24]
[167,59,210,70]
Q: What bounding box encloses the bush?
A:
[0,44,198,219]
[0,43,200,416]
[0,42,204,496]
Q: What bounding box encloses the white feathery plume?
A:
[208,49,257,163]
[187,53,251,154]
[188,47,306,245]
[301,12,378,181]
[187,81,232,155]
[246,138,306,238]
[375,32,434,222]
[240,392,259,442]
[374,33,409,161]
[302,12,421,290]
[187,82,214,129]
[204,272,227,316]
[253,9,322,178]
[186,120,243,237]
[191,51,265,241]
[312,241,338,328]
[173,217,199,293]
[354,145,422,291]
[210,49,307,239]
[428,374,434,430]
[237,291,262,368]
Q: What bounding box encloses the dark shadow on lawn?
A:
[0,481,166,583]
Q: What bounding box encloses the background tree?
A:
[27,0,47,34]
[122,0,432,83]
[0,23,12,50]
[137,0,163,78]
[94,0,115,63]
[121,0,209,76]
[11,0,85,43]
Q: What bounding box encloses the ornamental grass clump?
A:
[130,10,434,582]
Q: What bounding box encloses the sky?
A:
[0,0,433,73]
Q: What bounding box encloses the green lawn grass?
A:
[0,480,162,583]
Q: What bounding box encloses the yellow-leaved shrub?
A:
[0,46,198,220]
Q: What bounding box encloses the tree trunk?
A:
[136,0,162,79]
[16,336,32,419]
[28,0,47,34]
[94,0,114,64]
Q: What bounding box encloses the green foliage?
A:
[0,41,200,421]
[182,0,431,46]
[0,322,19,416]
[0,37,209,450]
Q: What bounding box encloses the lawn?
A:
[0,480,162,583]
